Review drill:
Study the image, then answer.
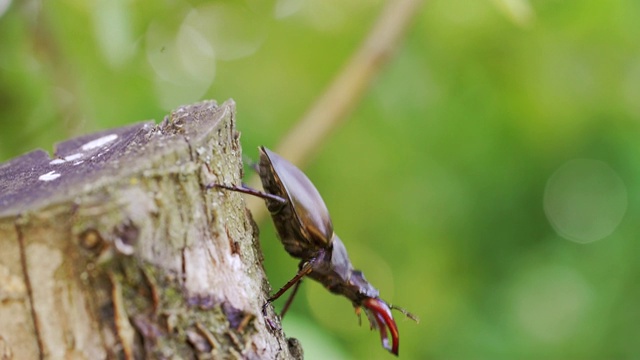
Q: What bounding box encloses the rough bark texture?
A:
[0,100,301,359]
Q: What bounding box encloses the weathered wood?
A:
[0,100,301,359]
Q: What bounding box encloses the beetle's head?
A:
[359,297,419,356]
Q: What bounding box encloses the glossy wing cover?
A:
[259,147,334,248]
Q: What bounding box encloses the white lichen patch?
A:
[49,152,85,165]
[39,171,61,181]
[81,134,118,151]
[64,153,83,161]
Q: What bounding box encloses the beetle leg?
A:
[279,279,302,318]
[207,183,287,204]
[262,260,314,318]
[354,306,362,326]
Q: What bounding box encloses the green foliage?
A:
[2,0,640,358]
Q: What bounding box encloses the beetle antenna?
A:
[390,304,419,323]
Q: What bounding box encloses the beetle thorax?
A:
[307,235,381,303]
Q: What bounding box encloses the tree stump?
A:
[0,100,301,359]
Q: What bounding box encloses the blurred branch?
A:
[246,0,425,221]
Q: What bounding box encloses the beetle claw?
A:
[362,298,399,356]
[262,302,281,331]
[265,317,279,331]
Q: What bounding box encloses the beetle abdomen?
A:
[258,147,334,255]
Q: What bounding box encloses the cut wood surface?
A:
[0,100,300,359]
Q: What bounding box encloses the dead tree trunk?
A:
[0,100,301,359]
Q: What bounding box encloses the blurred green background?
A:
[2,0,640,358]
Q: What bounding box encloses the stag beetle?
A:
[209,146,417,355]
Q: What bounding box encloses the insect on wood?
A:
[208,146,417,355]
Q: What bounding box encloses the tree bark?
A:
[0,100,301,359]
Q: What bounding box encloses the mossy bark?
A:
[0,100,301,359]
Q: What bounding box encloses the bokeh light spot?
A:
[0,0,11,18]
[92,0,135,68]
[176,23,216,78]
[183,3,266,61]
[510,265,592,343]
[274,0,305,19]
[543,159,627,244]
[145,18,216,110]
[490,0,535,27]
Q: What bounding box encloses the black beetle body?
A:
[211,146,416,355]
[257,147,333,259]
[257,147,381,301]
